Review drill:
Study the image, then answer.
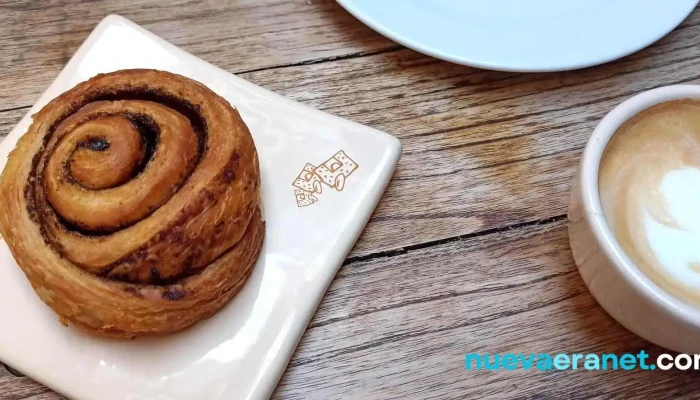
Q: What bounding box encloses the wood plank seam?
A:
[1,21,695,118]
[239,46,403,75]
[0,105,31,114]
[5,31,696,263]
[0,47,404,115]
[344,214,567,265]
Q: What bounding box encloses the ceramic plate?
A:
[0,15,401,400]
[337,0,698,72]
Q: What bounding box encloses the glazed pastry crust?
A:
[0,69,265,338]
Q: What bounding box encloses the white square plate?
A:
[0,15,401,400]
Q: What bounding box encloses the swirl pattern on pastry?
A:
[0,69,265,338]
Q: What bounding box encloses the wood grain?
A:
[240,9,700,257]
[0,363,65,400]
[0,0,397,110]
[0,108,26,139]
[274,220,699,399]
[4,11,700,259]
[1,1,699,399]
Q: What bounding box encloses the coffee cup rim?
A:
[579,84,700,326]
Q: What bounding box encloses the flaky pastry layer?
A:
[0,69,265,338]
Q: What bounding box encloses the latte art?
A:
[644,168,700,285]
[599,100,700,306]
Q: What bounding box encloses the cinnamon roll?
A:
[0,69,265,338]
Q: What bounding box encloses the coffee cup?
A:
[568,85,700,353]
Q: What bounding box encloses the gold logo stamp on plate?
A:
[292,150,358,207]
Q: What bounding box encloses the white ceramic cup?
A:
[568,85,700,353]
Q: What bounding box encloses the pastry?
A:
[0,69,265,338]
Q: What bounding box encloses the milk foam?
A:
[644,167,700,288]
[598,99,700,306]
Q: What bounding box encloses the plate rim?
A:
[337,0,699,72]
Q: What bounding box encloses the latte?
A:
[599,100,700,306]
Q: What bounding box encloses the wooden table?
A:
[1,1,699,399]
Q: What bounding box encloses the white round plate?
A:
[337,0,698,72]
